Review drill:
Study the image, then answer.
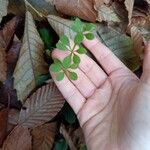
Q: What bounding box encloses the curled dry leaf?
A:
[2,125,32,150]
[13,11,48,102]
[54,0,97,22]
[0,0,8,22]
[0,17,19,82]
[0,107,9,147]
[125,0,135,24]
[130,26,144,59]
[97,4,120,23]
[18,80,65,128]
[32,122,57,150]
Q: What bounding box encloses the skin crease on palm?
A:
[50,38,150,150]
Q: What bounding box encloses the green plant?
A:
[50,18,96,81]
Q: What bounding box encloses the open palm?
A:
[51,38,150,150]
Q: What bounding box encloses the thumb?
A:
[141,40,150,84]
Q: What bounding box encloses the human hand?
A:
[50,38,150,150]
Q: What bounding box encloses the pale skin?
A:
[50,38,150,150]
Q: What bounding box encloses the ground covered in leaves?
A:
[0,0,149,149]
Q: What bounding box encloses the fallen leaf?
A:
[0,47,6,82]
[96,4,120,22]
[125,0,135,24]
[13,11,48,102]
[6,35,22,81]
[18,80,65,128]
[94,0,111,8]
[0,107,8,147]
[130,26,144,58]
[54,0,97,22]
[144,0,150,4]
[7,109,19,133]
[70,128,85,146]
[2,125,31,150]
[60,124,77,150]
[8,0,57,20]
[32,123,57,150]
[47,15,75,39]
[97,24,140,71]
[0,0,8,22]
[0,82,22,110]
[0,17,19,82]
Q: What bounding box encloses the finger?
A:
[141,41,150,83]
[52,49,96,98]
[79,54,107,87]
[50,72,86,114]
[82,38,127,74]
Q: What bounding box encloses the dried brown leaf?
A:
[94,0,111,9]
[54,0,97,22]
[130,26,144,58]
[13,11,48,102]
[0,107,8,147]
[32,123,57,150]
[7,109,19,133]
[8,0,57,20]
[0,47,6,82]
[2,125,31,150]
[0,17,19,82]
[18,80,65,128]
[125,0,135,24]
[0,0,8,22]
[0,82,21,110]
[97,4,120,22]
[60,124,77,150]
[144,0,150,4]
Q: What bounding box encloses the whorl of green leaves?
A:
[50,18,96,81]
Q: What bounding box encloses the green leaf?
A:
[77,47,87,54]
[70,63,79,69]
[84,23,96,31]
[74,33,84,44]
[85,33,95,40]
[71,18,83,33]
[36,74,50,86]
[38,28,53,49]
[60,35,70,46]
[56,72,65,81]
[50,63,62,72]
[54,138,68,150]
[79,144,87,150]
[73,54,81,64]
[54,58,62,65]
[63,55,72,68]
[56,42,67,50]
[62,103,77,124]
[69,72,78,80]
